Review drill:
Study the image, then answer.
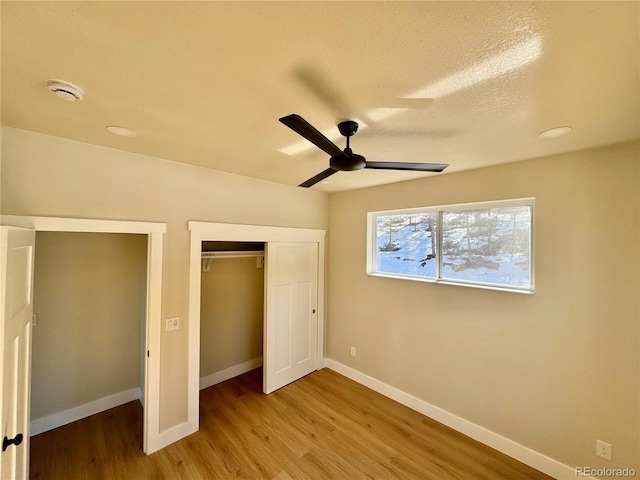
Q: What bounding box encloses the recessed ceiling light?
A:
[538,126,572,138]
[46,78,85,102]
[106,125,137,137]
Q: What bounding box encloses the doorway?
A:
[30,232,147,437]
[187,221,326,438]
[199,241,265,390]
[0,215,165,458]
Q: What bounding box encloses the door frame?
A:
[188,222,325,433]
[0,215,165,454]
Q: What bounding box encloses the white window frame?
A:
[366,198,535,294]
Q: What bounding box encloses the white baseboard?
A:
[199,357,262,390]
[324,359,587,480]
[30,387,142,436]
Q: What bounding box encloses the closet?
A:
[30,232,147,435]
[199,241,265,389]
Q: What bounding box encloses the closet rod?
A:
[201,251,264,259]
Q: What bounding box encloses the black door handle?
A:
[2,433,23,452]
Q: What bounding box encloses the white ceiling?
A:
[2,1,638,192]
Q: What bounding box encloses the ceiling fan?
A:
[279,114,449,188]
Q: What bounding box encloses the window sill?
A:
[367,272,535,295]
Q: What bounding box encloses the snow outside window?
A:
[368,199,534,293]
[376,212,438,279]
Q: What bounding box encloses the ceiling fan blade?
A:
[279,114,344,157]
[298,168,338,188]
[365,161,449,172]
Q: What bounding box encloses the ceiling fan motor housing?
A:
[330,149,366,171]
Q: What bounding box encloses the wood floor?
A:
[30,368,553,480]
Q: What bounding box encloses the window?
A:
[367,199,534,293]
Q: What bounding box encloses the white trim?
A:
[30,387,142,436]
[366,273,535,294]
[189,221,325,242]
[188,228,204,436]
[188,222,326,441]
[367,197,536,217]
[324,359,586,480]
[0,215,165,455]
[199,357,263,390]
[317,237,326,363]
[1,215,166,234]
[143,232,163,454]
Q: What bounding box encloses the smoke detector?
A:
[46,79,85,102]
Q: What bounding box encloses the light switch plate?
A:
[166,317,180,331]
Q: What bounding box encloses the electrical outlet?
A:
[350,346,356,357]
[596,440,612,461]
[165,317,180,331]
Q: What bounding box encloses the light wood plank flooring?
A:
[30,368,553,479]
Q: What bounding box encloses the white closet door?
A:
[264,242,318,394]
[0,227,36,480]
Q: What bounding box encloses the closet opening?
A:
[29,232,148,459]
[199,241,265,395]
[187,221,325,437]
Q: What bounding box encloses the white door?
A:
[0,227,35,480]
[264,242,318,394]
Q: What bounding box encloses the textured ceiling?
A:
[2,1,638,192]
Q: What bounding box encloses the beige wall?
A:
[5,124,638,471]
[200,256,264,376]
[31,232,147,419]
[1,127,328,430]
[326,142,639,472]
